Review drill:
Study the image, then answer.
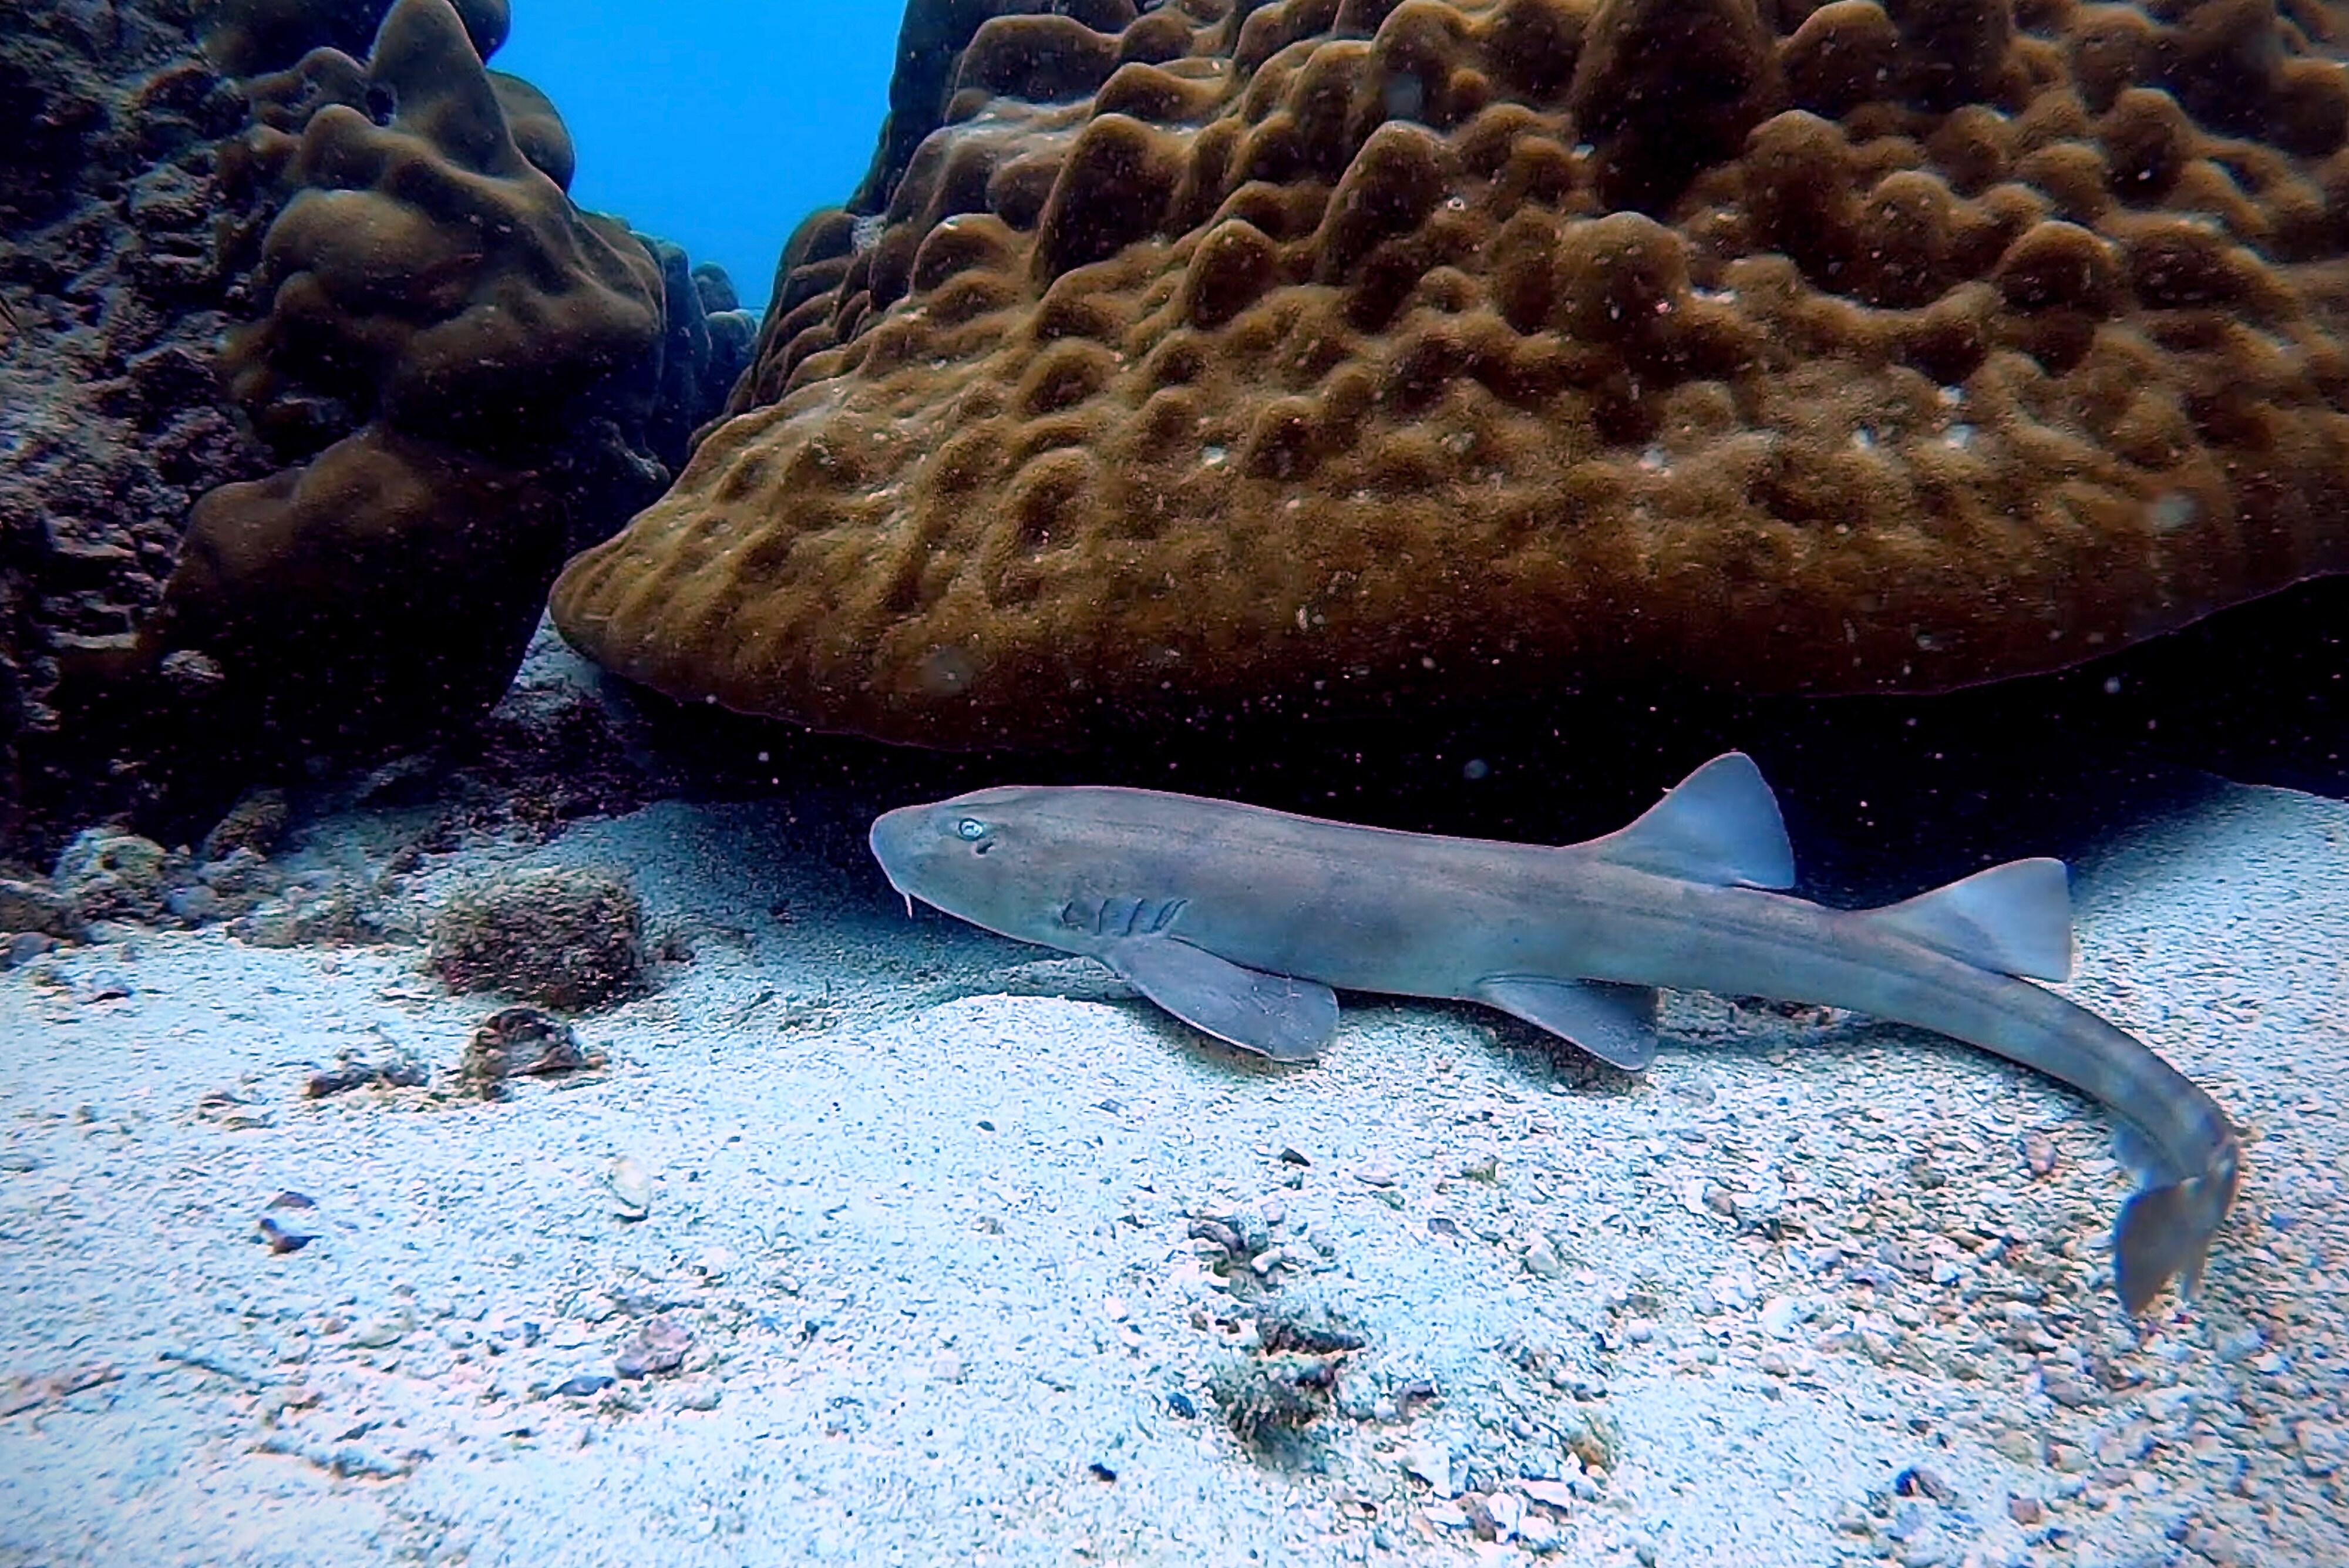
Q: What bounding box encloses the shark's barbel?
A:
[869,753,2240,1313]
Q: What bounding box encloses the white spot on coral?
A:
[2149,492,2197,531]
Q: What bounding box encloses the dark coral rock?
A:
[0,876,86,940]
[198,786,290,862]
[52,827,182,924]
[228,873,410,946]
[1,0,728,860]
[0,0,281,848]
[429,866,648,1010]
[460,1003,604,1097]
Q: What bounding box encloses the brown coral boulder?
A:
[213,0,659,449]
[553,0,2349,750]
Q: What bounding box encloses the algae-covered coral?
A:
[555,0,2349,749]
[150,0,665,765]
[0,0,749,846]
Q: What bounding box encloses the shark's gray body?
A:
[869,753,2240,1313]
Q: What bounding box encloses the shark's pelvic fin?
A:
[1475,975,1662,1070]
[1104,933,1338,1062]
[1873,857,2075,982]
[1583,752,1796,890]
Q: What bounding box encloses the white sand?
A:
[3,770,2344,1567]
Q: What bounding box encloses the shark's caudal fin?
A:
[1872,857,2075,982]
[1583,752,1797,890]
[2112,1150,2241,1314]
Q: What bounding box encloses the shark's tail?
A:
[2111,1140,2242,1315]
[1860,855,2245,1315]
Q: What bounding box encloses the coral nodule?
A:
[553,0,2349,749]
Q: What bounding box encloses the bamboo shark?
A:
[869,753,2240,1313]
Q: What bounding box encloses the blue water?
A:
[494,0,901,309]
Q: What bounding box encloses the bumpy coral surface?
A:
[1,0,755,853]
[198,0,509,76]
[151,0,664,763]
[556,0,2349,749]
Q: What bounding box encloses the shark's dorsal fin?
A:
[1872,857,2074,982]
[1582,752,1796,890]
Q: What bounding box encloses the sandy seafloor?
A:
[2,672,2345,1568]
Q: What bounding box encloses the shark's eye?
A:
[955,817,988,841]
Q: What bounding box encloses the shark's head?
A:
[869,786,1071,942]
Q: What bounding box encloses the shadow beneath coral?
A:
[576,574,2346,909]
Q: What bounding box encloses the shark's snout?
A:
[869,806,927,911]
[867,793,1033,934]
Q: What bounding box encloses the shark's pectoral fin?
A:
[1475,975,1661,1071]
[1105,934,1338,1063]
[1580,752,1797,890]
